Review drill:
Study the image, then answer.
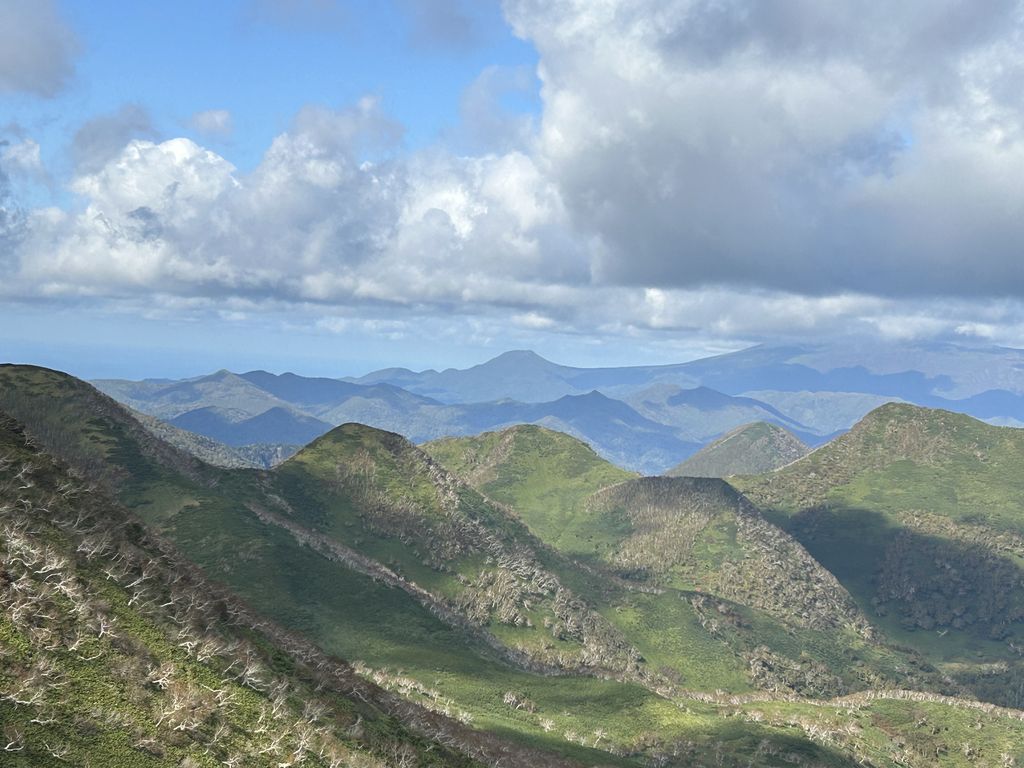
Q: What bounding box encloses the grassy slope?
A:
[0,365,854,766]
[274,422,651,679]
[0,366,650,765]
[666,421,809,478]
[5,367,1024,766]
[425,425,638,559]
[424,428,960,701]
[734,403,1024,706]
[0,412,481,768]
[424,429,758,691]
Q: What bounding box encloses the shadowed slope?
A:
[734,403,1024,706]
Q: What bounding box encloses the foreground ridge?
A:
[0,412,495,767]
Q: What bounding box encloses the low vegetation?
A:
[734,403,1024,707]
[5,368,1024,766]
[0,413,484,767]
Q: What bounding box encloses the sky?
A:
[3,0,1024,379]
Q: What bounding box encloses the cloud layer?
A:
[506,0,1024,296]
[7,0,1024,352]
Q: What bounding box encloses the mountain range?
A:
[92,341,1024,475]
[4,362,1024,766]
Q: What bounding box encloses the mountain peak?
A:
[667,421,808,478]
[860,400,931,420]
[559,389,611,403]
[850,401,969,436]
[289,420,410,464]
[481,349,554,368]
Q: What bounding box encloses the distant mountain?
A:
[94,368,291,419]
[348,341,1024,418]
[94,340,1024,475]
[132,409,296,468]
[623,383,821,443]
[345,349,696,403]
[446,390,702,473]
[97,368,706,472]
[346,349,596,403]
[238,369,371,406]
[666,421,809,478]
[740,390,905,434]
[170,404,332,446]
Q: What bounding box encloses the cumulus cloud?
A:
[9,1,1024,352]
[15,100,400,300]
[0,142,28,263]
[0,0,79,97]
[8,92,582,317]
[191,109,234,137]
[0,165,20,251]
[71,104,158,175]
[504,0,1024,296]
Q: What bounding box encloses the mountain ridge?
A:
[93,341,1024,477]
[0,407,493,768]
[733,401,1024,707]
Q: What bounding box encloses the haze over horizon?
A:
[5,1,1024,376]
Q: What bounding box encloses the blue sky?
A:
[3,0,1024,379]
[8,0,538,196]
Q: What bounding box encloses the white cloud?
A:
[504,0,1024,296]
[1,138,45,180]
[9,1,1024,354]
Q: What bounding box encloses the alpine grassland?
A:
[4,367,1024,766]
[0,411,486,768]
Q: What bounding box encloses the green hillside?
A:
[0,365,825,764]
[274,421,647,680]
[425,425,638,559]
[426,428,959,699]
[0,411,480,768]
[6,366,1024,767]
[666,422,809,478]
[734,403,1024,706]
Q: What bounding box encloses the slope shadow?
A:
[779,505,1024,706]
